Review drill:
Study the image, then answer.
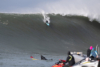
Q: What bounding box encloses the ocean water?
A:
[0,13,100,67]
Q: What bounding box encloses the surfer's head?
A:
[68,51,71,55]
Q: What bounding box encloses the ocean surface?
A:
[0,13,100,67]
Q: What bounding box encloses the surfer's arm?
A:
[63,56,69,65]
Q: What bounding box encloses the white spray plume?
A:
[42,0,100,22]
[41,11,50,23]
[1,0,100,22]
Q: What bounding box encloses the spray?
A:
[41,11,50,24]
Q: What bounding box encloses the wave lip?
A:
[1,0,100,22]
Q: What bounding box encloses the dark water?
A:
[0,13,100,67]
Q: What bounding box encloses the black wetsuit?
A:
[63,54,75,67]
[41,55,47,60]
[46,21,48,23]
[87,49,91,57]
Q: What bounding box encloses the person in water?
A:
[63,51,75,67]
[90,48,98,60]
[41,55,47,60]
[41,55,53,60]
[87,46,93,57]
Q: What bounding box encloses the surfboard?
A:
[30,56,38,60]
[46,23,50,26]
[32,58,38,60]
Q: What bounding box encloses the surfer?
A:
[46,20,48,24]
[41,55,47,60]
[41,55,53,60]
[63,51,75,67]
[45,20,50,26]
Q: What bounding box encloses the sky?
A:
[0,0,100,21]
[0,0,58,13]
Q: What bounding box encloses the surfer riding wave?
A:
[42,11,50,26]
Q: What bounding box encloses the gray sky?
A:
[0,0,58,13]
[0,0,100,14]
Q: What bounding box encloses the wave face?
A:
[0,13,100,55]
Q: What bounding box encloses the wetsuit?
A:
[41,55,47,60]
[46,21,48,23]
[63,54,75,67]
[87,48,91,57]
